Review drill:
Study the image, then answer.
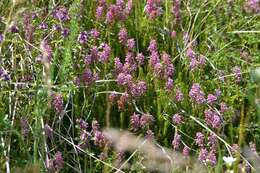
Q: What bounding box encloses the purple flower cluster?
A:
[117,72,132,86]
[144,0,163,19]
[83,68,94,83]
[198,148,217,166]
[90,29,100,40]
[172,132,181,150]
[130,112,141,130]
[148,40,175,89]
[77,118,89,129]
[186,47,206,71]
[106,5,119,23]
[47,151,64,172]
[126,38,135,50]
[78,68,99,86]
[196,134,217,166]
[172,0,181,24]
[198,148,208,163]
[115,151,125,166]
[207,94,218,104]
[122,58,137,74]
[53,6,70,22]
[52,93,64,113]
[54,152,64,170]
[114,57,123,72]
[162,52,174,77]
[83,42,110,65]
[130,80,147,97]
[79,29,99,44]
[186,47,196,59]
[136,53,145,65]
[166,78,174,90]
[194,132,218,165]
[76,119,109,150]
[96,6,104,20]
[207,150,217,166]
[114,48,148,100]
[52,24,61,31]
[78,31,88,44]
[123,52,137,73]
[182,146,190,157]
[189,83,205,104]
[94,131,107,148]
[245,0,260,13]
[204,109,222,129]
[118,28,135,51]
[96,0,133,24]
[153,62,163,77]
[130,112,154,130]
[79,130,91,146]
[175,89,184,102]
[189,57,197,70]
[98,43,111,62]
[195,132,204,147]
[232,66,242,82]
[150,55,160,72]
[118,27,128,44]
[91,120,108,148]
[140,113,154,127]
[148,39,158,53]
[172,113,182,124]
[207,133,217,150]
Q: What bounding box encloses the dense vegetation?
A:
[1,0,260,172]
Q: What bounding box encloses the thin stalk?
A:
[0,0,15,56]
[189,115,255,171]
[54,131,125,173]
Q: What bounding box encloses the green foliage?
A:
[0,0,260,172]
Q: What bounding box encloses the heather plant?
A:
[0,0,260,173]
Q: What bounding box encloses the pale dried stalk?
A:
[40,40,52,170]
[103,128,206,173]
[1,135,9,173]
[5,44,18,173]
